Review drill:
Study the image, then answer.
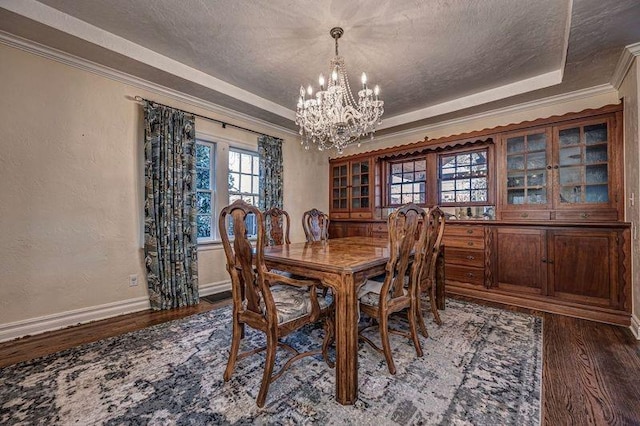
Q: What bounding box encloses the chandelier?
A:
[295,27,384,154]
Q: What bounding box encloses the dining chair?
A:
[302,208,330,242]
[219,200,334,407]
[413,206,446,337]
[357,203,425,375]
[263,206,291,246]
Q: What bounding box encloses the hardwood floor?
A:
[1,297,638,424]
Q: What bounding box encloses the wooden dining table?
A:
[263,236,445,405]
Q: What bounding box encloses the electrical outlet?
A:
[129,274,139,287]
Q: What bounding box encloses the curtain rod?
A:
[134,95,281,140]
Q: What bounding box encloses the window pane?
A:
[196,144,210,168]
[197,215,212,239]
[253,176,259,193]
[197,192,212,214]
[229,150,240,172]
[229,172,240,191]
[196,169,210,190]
[240,174,252,193]
[241,153,252,173]
[253,155,260,174]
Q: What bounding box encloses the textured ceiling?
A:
[1,0,640,134]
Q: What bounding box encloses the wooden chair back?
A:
[380,203,426,305]
[414,206,446,292]
[219,200,268,320]
[263,207,291,246]
[302,208,330,242]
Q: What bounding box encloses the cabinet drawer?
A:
[445,247,484,268]
[350,211,373,219]
[501,210,551,220]
[442,236,485,250]
[554,210,618,222]
[331,212,349,219]
[444,226,485,237]
[445,264,485,286]
[371,222,388,233]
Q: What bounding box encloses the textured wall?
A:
[0,43,327,326]
[619,59,640,323]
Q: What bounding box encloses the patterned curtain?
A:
[143,102,199,310]
[258,135,284,210]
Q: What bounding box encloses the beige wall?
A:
[0,43,327,328]
[619,59,640,324]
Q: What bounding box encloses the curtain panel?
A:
[143,102,199,310]
[258,135,284,211]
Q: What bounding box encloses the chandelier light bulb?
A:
[361,72,367,89]
[319,74,325,90]
[332,69,338,83]
[307,85,313,96]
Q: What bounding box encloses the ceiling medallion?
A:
[295,27,384,154]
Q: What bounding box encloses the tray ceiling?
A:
[1,0,639,134]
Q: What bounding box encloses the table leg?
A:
[333,273,359,405]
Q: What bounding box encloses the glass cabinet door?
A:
[350,160,370,210]
[331,163,349,211]
[555,120,609,206]
[505,130,550,207]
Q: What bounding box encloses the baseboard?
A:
[199,279,231,297]
[0,296,151,343]
[631,314,640,340]
[0,280,231,343]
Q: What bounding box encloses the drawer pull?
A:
[580,212,590,219]
[466,272,475,278]
[521,212,529,218]
[466,255,475,260]
[466,229,474,234]
[467,241,474,246]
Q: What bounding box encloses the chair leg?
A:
[379,314,396,375]
[408,302,423,357]
[417,297,429,338]
[430,284,443,325]
[224,317,242,381]
[256,330,277,408]
[322,315,335,368]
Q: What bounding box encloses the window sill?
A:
[198,240,224,252]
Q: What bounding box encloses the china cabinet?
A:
[498,110,622,221]
[326,103,630,325]
[329,158,374,219]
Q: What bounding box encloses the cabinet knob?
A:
[541,258,547,263]
[466,255,475,260]
[546,165,552,170]
[467,241,474,246]
[521,213,529,218]
[466,272,475,278]
[466,229,474,234]
[553,165,559,169]
[580,212,590,219]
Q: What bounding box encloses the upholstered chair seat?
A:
[262,285,332,325]
[358,278,408,307]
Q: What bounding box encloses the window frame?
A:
[438,145,492,207]
[194,132,262,245]
[227,147,261,239]
[195,139,217,243]
[385,156,429,207]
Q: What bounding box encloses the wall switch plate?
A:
[129,274,139,287]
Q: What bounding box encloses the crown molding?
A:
[0,31,298,138]
[380,70,564,130]
[611,42,640,89]
[0,0,295,123]
[373,84,617,144]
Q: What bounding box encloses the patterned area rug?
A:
[1,299,542,425]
